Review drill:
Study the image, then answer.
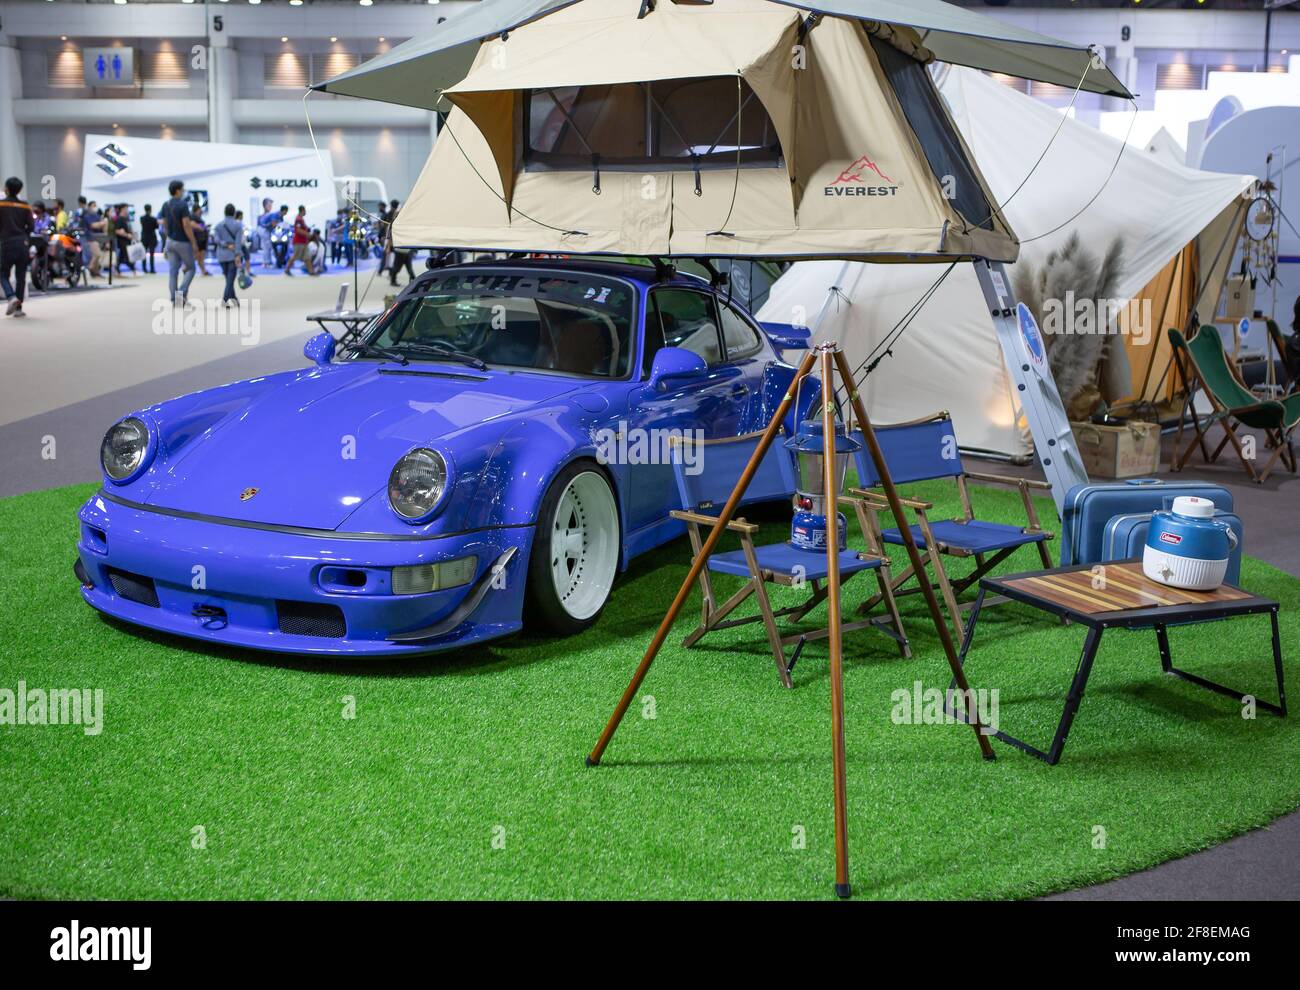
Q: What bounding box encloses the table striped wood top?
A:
[999,562,1253,616]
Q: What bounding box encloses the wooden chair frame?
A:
[848,413,1055,646]
[1169,327,1298,484]
[670,448,909,690]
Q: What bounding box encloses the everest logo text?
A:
[825,153,899,198]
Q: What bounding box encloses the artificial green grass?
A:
[0,481,1296,900]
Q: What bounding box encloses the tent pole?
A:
[819,345,853,898]
[585,348,819,768]
[833,348,996,760]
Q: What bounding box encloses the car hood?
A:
[144,362,582,530]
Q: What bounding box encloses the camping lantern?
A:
[786,420,862,553]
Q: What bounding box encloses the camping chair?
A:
[669,432,909,690]
[1168,326,1299,484]
[1265,319,1299,395]
[846,412,1054,645]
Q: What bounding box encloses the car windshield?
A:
[360,269,636,378]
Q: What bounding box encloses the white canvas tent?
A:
[759,66,1255,459]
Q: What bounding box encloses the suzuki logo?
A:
[239,487,259,501]
[94,142,129,179]
[249,177,318,189]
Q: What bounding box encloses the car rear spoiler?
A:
[759,322,812,350]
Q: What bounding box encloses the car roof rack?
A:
[645,256,677,282]
[692,257,729,290]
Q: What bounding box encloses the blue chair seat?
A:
[882,519,1046,554]
[708,543,882,581]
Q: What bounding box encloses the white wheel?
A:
[526,464,620,633]
[548,471,619,620]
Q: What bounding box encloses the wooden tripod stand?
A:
[586,342,996,898]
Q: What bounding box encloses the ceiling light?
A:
[281,37,289,43]
[330,36,338,43]
[113,0,127,5]
[289,0,303,5]
[379,37,386,43]
[249,0,261,5]
[359,0,373,6]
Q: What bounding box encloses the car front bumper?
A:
[75,492,532,656]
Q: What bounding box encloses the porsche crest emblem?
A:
[239,487,259,501]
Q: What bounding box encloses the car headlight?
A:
[100,417,153,483]
[388,448,449,522]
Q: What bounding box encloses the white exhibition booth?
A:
[80,133,338,233]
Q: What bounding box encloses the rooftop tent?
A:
[388,0,1028,260]
[315,0,1131,110]
[758,67,1254,458]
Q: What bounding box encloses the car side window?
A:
[649,289,724,367]
[719,301,765,360]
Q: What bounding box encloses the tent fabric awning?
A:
[313,0,1132,111]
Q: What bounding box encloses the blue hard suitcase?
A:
[1102,509,1245,586]
[1059,479,1236,567]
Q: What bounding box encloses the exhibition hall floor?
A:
[1,281,1297,900]
[0,263,391,498]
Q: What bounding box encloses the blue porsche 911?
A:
[74,258,815,655]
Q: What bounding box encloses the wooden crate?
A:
[1071,420,1162,479]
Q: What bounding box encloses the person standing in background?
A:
[213,203,244,306]
[386,200,415,288]
[283,205,312,276]
[54,199,68,233]
[112,204,137,276]
[257,197,277,268]
[235,210,252,277]
[139,203,159,274]
[160,179,198,306]
[81,200,104,278]
[327,211,345,267]
[375,202,391,276]
[1,177,34,318]
[191,205,210,275]
[272,204,290,268]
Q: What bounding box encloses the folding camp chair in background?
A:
[847,413,1055,645]
[1168,326,1299,484]
[1265,319,1300,395]
[669,432,909,689]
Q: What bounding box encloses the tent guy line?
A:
[960,57,1093,236]
[1019,96,1140,245]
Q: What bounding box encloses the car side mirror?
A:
[648,347,708,391]
[759,322,812,350]
[304,331,336,367]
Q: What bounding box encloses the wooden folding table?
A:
[946,560,1287,765]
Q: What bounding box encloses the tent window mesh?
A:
[870,37,996,232]
[523,77,782,172]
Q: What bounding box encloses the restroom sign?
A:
[84,47,136,88]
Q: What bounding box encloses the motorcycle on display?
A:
[269,221,293,268]
[29,228,88,292]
